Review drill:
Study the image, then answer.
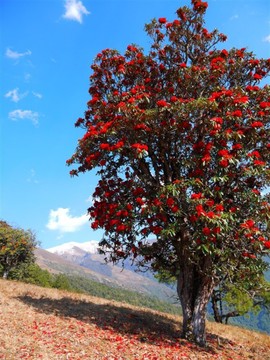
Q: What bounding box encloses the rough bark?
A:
[177,255,216,347]
[211,290,223,323]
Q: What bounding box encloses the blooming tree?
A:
[0,221,36,279]
[68,0,270,346]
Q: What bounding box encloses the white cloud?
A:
[8,109,39,126]
[32,91,43,99]
[5,88,28,103]
[6,48,31,59]
[263,34,270,43]
[46,208,88,233]
[63,0,90,23]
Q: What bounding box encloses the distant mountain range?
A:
[47,241,99,256]
[35,241,176,304]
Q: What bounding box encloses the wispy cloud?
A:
[8,109,39,126]
[46,208,88,233]
[63,0,90,23]
[5,88,28,103]
[24,73,32,82]
[27,169,39,184]
[32,91,43,99]
[263,34,270,43]
[6,48,32,59]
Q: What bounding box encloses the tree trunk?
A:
[177,255,216,347]
[2,270,9,279]
[211,290,223,323]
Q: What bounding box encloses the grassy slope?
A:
[0,279,270,360]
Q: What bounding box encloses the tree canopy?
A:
[0,220,37,279]
[68,0,270,346]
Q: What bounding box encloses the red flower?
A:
[215,204,224,212]
[117,101,126,109]
[219,159,229,168]
[131,143,148,152]
[206,211,215,218]
[166,198,175,207]
[116,224,126,232]
[260,101,270,109]
[232,143,242,150]
[128,97,136,104]
[246,85,259,92]
[218,149,230,157]
[211,117,223,124]
[112,141,124,150]
[126,203,133,211]
[253,73,262,80]
[91,220,99,229]
[136,197,144,205]
[190,215,198,222]
[202,154,211,163]
[264,241,270,249]
[251,121,264,128]
[233,96,249,104]
[247,150,261,158]
[213,227,221,234]
[133,187,145,195]
[196,204,206,216]
[170,96,178,103]
[156,99,170,107]
[100,143,111,150]
[205,199,214,207]
[241,219,255,229]
[253,160,265,166]
[220,49,228,57]
[134,124,151,131]
[158,17,167,24]
[99,159,106,166]
[152,226,163,235]
[191,193,203,200]
[192,0,208,12]
[202,227,211,236]
[171,205,179,213]
[152,198,162,207]
[231,110,242,117]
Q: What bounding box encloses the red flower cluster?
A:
[131,143,148,152]
[158,17,167,24]
[192,0,208,12]
[156,99,170,107]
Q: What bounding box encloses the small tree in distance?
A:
[67,0,270,346]
[0,221,37,279]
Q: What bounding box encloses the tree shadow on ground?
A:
[17,293,231,353]
[17,294,180,340]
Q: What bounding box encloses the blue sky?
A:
[1,0,270,249]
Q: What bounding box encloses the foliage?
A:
[0,220,37,279]
[67,0,270,346]
[9,263,53,288]
[66,274,180,315]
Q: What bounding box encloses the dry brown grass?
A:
[0,279,269,359]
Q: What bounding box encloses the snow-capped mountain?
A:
[47,241,99,256]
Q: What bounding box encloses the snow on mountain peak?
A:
[46,241,99,255]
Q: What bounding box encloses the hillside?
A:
[35,248,176,303]
[0,280,270,360]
